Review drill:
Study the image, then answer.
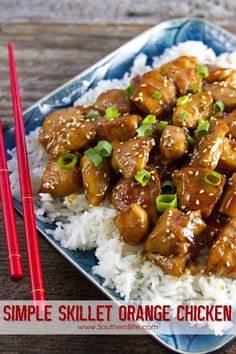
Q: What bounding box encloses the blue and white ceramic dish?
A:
[4,18,236,353]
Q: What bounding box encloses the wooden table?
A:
[0,20,235,354]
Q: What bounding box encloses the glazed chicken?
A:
[94,89,131,114]
[222,109,236,138]
[130,69,176,116]
[111,137,155,179]
[220,172,236,217]
[39,107,96,157]
[112,166,161,224]
[204,64,235,84]
[172,167,226,218]
[95,114,141,141]
[172,92,213,129]
[205,218,236,278]
[159,125,189,163]
[217,138,236,174]
[159,56,202,95]
[40,158,82,198]
[114,203,149,245]
[146,208,206,276]
[38,54,236,278]
[203,211,229,248]
[203,83,236,112]
[190,119,229,170]
[80,155,110,206]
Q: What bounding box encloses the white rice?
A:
[8,41,236,334]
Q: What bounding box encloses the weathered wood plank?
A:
[0,0,235,25]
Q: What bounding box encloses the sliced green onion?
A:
[135,169,151,187]
[126,83,136,97]
[209,116,217,123]
[57,153,78,170]
[142,114,157,125]
[152,90,162,99]
[195,120,209,137]
[86,113,99,121]
[176,95,189,106]
[186,135,196,145]
[204,171,222,186]
[157,120,168,131]
[213,100,225,113]
[105,106,119,120]
[179,110,188,122]
[95,140,113,157]
[137,124,153,137]
[161,180,175,194]
[156,194,178,213]
[196,64,209,78]
[187,85,194,93]
[188,86,202,93]
[84,148,103,167]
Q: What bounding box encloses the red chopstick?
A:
[8,42,46,301]
[0,120,24,281]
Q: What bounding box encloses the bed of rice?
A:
[7,41,236,334]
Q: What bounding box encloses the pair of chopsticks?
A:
[0,43,45,301]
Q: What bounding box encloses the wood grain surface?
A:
[0,0,235,25]
[0,19,235,354]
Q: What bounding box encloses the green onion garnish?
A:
[161,180,175,194]
[204,171,222,186]
[137,124,153,137]
[105,106,119,120]
[152,90,162,99]
[86,113,99,121]
[84,148,103,167]
[213,101,225,113]
[209,116,217,123]
[176,95,189,106]
[142,114,157,125]
[196,64,209,78]
[135,169,151,187]
[126,83,136,97]
[179,110,188,122]
[186,135,196,145]
[195,120,209,137]
[156,194,178,213]
[187,85,194,93]
[188,86,202,93]
[95,140,113,157]
[57,153,78,170]
[157,120,168,131]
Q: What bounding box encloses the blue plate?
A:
[4,18,236,353]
